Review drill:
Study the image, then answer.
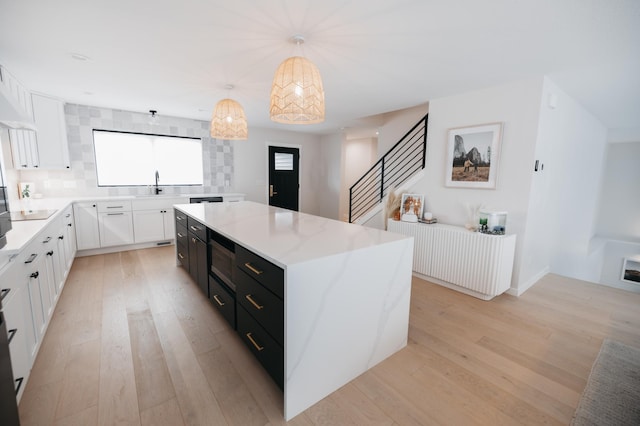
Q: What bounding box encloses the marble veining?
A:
[176,201,414,420]
[174,201,408,268]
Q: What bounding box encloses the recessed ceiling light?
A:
[71,53,90,61]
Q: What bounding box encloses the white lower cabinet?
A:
[97,200,134,247]
[2,279,32,401]
[0,206,78,404]
[132,209,166,243]
[132,197,186,243]
[74,202,101,250]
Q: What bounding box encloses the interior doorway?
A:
[268,145,299,211]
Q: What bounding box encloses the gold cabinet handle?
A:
[178,253,184,259]
[191,237,197,243]
[245,294,264,310]
[177,232,184,238]
[269,185,278,197]
[246,332,264,351]
[244,262,263,275]
[212,295,225,306]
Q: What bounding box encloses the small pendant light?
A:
[210,85,248,140]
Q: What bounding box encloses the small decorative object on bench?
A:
[478,210,507,235]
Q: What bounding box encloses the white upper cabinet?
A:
[31,93,70,169]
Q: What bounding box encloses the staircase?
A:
[349,114,428,223]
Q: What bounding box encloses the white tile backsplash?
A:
[13,104,233,199]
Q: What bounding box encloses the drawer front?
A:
[237,305,283,390]
[174,209,188,226]
[97,200,132,213]
[175,225,188,247]
[187,217,207,241]
[176,242,189,271]
[208,275,236,329]
[236,245,284,299]
[236,269,284,345]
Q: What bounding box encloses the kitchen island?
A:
[174,201,413,420]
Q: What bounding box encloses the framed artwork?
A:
[621,257,640,284]
[400,193,424,222]
[445,122,503,189]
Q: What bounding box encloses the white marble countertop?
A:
[0,193,244,256]
[174,201,411,268]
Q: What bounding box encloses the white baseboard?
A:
[507,266,550,297]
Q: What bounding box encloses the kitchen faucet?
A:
[154,170,162,195]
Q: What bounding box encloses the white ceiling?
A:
[1,0,638,138]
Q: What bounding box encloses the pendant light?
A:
[210,85,248,140]
[270,35,325,124]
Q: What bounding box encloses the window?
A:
[93,130,203,186]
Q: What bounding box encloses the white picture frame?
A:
[621,257,640,284]
[445,122,503,189]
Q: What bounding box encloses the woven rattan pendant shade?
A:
[270,56,325,124]
[210,98,248,140]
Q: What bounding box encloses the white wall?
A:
[377,104,428,157]
[233,127,336,217]
[339,137,377,222]
[595,141,640,241]
[408,77,544,292]
[317,133,342,220]
[538,78,608,283]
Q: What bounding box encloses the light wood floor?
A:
[18,246,640,425]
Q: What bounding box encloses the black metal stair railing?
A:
[349,114,428,223]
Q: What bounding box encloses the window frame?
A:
[92,129,204,187]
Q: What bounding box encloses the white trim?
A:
[507,266,549,296]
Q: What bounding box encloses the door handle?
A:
[269,185,278,197]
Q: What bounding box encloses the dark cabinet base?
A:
[237,304,284,390]
[208,275,236,329]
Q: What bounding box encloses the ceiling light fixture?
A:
[148,109,159,125]
[270,35,325,125]
[210,85,248,140]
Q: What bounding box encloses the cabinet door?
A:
[132,210,165,243]
[163,210,175,239]
[188,234,208,296]
[99,212,134,247]
[9,129,39,168]
[25,255,47,356]
[31,93,70,169]
[73,202,101,250]
[63,208,76,268]
[42,250,57,316]
[2,282,31,402]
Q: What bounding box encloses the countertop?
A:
[174,201,410,268]
[0,193,244,256]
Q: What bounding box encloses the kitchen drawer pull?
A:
[68,223,72,227]
[106,205,124,209]
[107,212,124,216]
[15,377,23,395]
[30,271,40,279]
[189,225,200,232]
[245,294,264,310]
[178,253,184,260]
[191,237,197,243]
[47,251,54,256]
[176,216,183,221]
[244,262,264,275]
[24,253,38,264]
[0,288,10,301]
[246,332,264,351]
[212,295,225,307]
[42,236,52,243]
[58,235,64,240]
[66,213,71,218]
[8,329,17,344]
[177,232,184,238]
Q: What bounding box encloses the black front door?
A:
[268,146,299,211]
